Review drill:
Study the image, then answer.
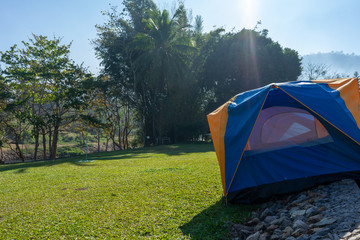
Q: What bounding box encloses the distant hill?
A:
[302,52,360,76]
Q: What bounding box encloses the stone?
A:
[260,208,271,220]
[254,222,266,232]
[270,229,282,240]
[258,232,269,240]
[289,206,300,214]
[316,206,327,213]
[246,231,260,240]
[282,226,293,238]
[229,179,360,240]
[305,206,318,217]
[279,218,292,229]
[297,236,310,240]
[293,219,308,230]
[284,237,296,240]
[232,223,253,239]
[266,224,278,232]
[292,228,306,237]
[264,215,277,224]
[313,217,336,227]
[349,236,360,240]
[270,216,285,226]
[308,214,323,223]
[309,227,330,240]
[290,209,306,219]
[246,217,260,226]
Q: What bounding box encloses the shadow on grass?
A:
[94,142,213,157]
[85,142,214,162]
[0,157,96,173]
[0,143,215,172]
[180,198,258,240]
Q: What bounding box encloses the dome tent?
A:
[207,78,360,204]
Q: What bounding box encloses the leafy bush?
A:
[56,146,84,158]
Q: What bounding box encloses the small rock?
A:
[313,217,336,227]
[280,218,292,229]
[292,228,306,237]
[348,236,359,240]
[309,227,330,240]
[305,206,318,217]
[282,226,293,238]
[291,210,306,219]
[258,232,269,240]
[316,206,327,212]
[284,237,296,240]
[266,224,278,232]
[293,219,308,230]
[297,235,310,240]
[246,231,261,240]
[264,215,277,224]
[289,206,300,214]
[246,217,260,226]
[308,214,323,224]
[270,229,283,240]
[270,216,284,226]
[260,208,272,219]
[254,222,266,232]
[232,223,253,239]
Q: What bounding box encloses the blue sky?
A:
[1,0,359,74]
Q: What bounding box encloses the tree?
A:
[130,6,196,142]
[201,29,302,109]
[0,34,92,160]
[95,0,200,144]
[299,62,351,81]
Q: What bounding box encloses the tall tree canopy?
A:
[95,0,201,144]
[95,0,302,144]
[201,29,302,110]
[0,34,92,160]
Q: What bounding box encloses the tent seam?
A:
[278,86,360,147]
[225,87,272,197]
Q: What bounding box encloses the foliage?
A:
[201,29,302,110]
[56,145,84,158]
[95,0,206,145]
[95,1,302,145]
[0,34,92,160]
[0,1,303,162]
[0,143,255,239]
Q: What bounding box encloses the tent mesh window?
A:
[245,107,331,151]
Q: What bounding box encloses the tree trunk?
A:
[42,128,46,160]
[33,132,39,160]
[50,125,59,159]
[0,148,3,164]
[118,124,122,150]
[15,136,25,162]
[105,138,109,151]
[48,129,52,159]
[97,129,101,153]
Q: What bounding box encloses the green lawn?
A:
[0,143,255,239]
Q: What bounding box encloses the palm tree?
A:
[131,6,196,142]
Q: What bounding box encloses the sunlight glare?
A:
[240,0,259,28]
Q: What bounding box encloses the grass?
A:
[0,143,256,239]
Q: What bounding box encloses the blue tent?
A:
[208,78,360,203]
